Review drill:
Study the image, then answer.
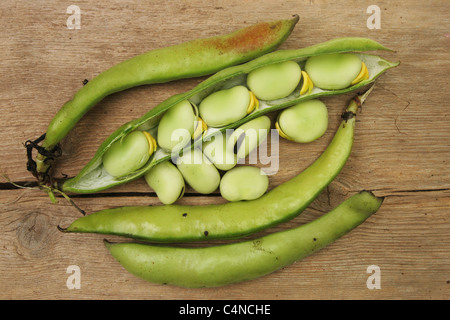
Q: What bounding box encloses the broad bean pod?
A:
[104,190,384,288]
[59,37,398,195]
[28,16,299,182]
[62,87,375,242]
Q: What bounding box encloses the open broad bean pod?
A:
[28,16,300,184]
[62,86,383,242]
[58,37,398,195]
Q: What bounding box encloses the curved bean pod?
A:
[59,37,397,194]
[105,190,384,288]
[31,16,300,181]
[61,88,373,242]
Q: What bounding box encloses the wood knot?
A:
[16,212,51,255]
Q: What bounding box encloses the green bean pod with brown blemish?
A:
[30,16,300,182]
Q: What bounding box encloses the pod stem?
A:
[342,83,376,120]
[23,132,83,213]
[357,83,376,106]
[25,133,61,185]
[1,170,85,215]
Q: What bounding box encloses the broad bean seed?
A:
[103,131,156,177]
[144,161,185,205]
[228,116,271,160]
[199,86,257,127]
[175,148,221,194]
[157,100,202,153]
[202,131,237,171]
[276,99,328,143]
[305,53,368,90]
[247,60,301,100]
[220,166,269,201]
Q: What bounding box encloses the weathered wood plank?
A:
[1,189,448,299]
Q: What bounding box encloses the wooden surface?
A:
[1,0,449,300]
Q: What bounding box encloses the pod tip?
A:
[103,239,113,249]
[357,190,385,214]
[359,190,385,202]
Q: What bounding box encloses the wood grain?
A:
[1,0,448,300]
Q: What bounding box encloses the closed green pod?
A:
[33,16,299,181]
[104,191,383,288]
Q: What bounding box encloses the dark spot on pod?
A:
[182,213,187,217]
[341,111,356,122]
[313,238,317,241]
[253,239,262,247]
[353,96,362,108]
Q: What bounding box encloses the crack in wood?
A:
[0,181,38,190]
[2,180,449,200]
